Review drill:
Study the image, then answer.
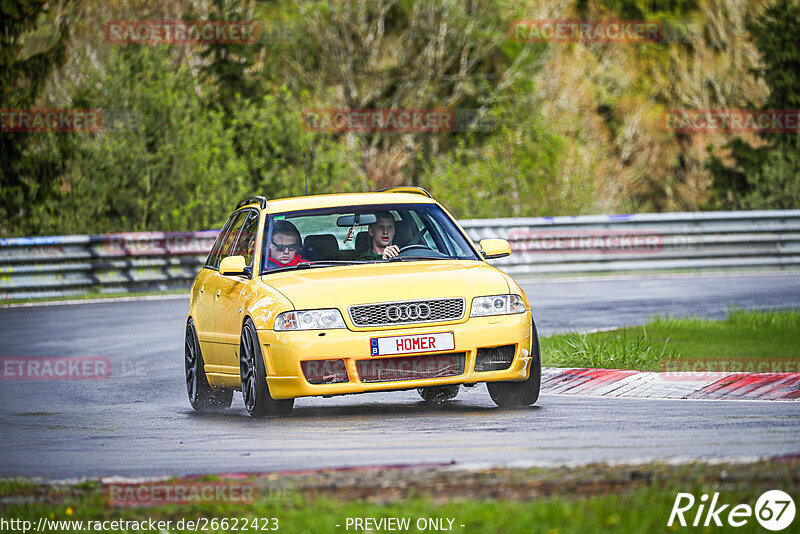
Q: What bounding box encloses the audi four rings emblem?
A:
[386,303,432,321]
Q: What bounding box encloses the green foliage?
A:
[11,46,358,234]
[739,142,800,209]
[747,0,800,113]
[3,0,799,236]
[55,47,248,233]
[708,0,800,209]
[197,0,264,114]
[225,89,360,201]
[423,104,594,219]
[589,0,698,18]
[0,0,72,235]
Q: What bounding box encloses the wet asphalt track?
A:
[1,271,800,478]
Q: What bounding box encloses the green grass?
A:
[1,460,796,533]
[0,478,39,497]
[541,307,800,371]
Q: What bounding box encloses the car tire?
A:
[418,385,460,402]
[240,318,294,417]
[487,320,541,408]
[185,318,233,412]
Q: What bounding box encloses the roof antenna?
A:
[303,152,309,196]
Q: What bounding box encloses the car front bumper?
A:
[256,313,534,399]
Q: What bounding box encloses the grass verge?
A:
[1,459,798,533]
[541,307,800,371]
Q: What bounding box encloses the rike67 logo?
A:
[669,490,796,531]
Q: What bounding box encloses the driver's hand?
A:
[382,245,400,260]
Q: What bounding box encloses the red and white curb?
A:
[541,368,800,400]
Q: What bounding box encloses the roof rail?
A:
[236,195,268,210]
[377,186,433,198]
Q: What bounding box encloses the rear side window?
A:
[206,211,246,269]
[231,210,260,266]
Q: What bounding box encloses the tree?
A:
[422,101,595,219]
[0,0,72,234]
[707,0,800,209]
[287,0,541,189]
[61,47,249,233]
[197,0,264,115]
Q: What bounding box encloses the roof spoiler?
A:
[377,186,433,198]
[236,196,268,210]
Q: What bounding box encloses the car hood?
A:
[260,260,510,310]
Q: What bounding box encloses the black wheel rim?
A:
[185,324,198,402]
[240,326,256,412]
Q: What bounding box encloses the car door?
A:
[194,214,238,360]
[214,209,261,370]
[201,210,247,367]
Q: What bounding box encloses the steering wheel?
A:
[398,244,431,254]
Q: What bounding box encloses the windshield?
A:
[260,203,480,273]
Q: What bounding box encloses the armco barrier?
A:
[0,231,218,301]
[1,210,799,301]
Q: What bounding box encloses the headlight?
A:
[274,309,347,330]
[470,294,526,317]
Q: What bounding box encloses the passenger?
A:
[358,212,400,260]
[267,220,305,268]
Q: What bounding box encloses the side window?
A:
[206,215,236,268]
[208,211,246,269]
[231,210,260,266]
[424,214,454,255]
[218,211,247,263]
[409,211,440,251]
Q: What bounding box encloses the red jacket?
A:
[267,254,305,269]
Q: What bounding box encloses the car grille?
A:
[356,353,466,383]
[349,298,465,327]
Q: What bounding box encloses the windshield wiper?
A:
[264,260,369,274]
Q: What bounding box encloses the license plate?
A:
[370,332,455,356]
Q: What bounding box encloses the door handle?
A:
[215,289,221,301]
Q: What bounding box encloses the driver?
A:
[358,212,400,260]
[267,220,305,268]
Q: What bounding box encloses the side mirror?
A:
[219,255,249,276]
[479,239,511,260]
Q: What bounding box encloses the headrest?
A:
[394,219,412,247]
[303,234,339,261]
[355,231,370,254]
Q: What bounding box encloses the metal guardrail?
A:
[1,210,799,301]
[463,209,800,276]
[0,232,217,301]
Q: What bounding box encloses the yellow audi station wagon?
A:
[185,187,540,416]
